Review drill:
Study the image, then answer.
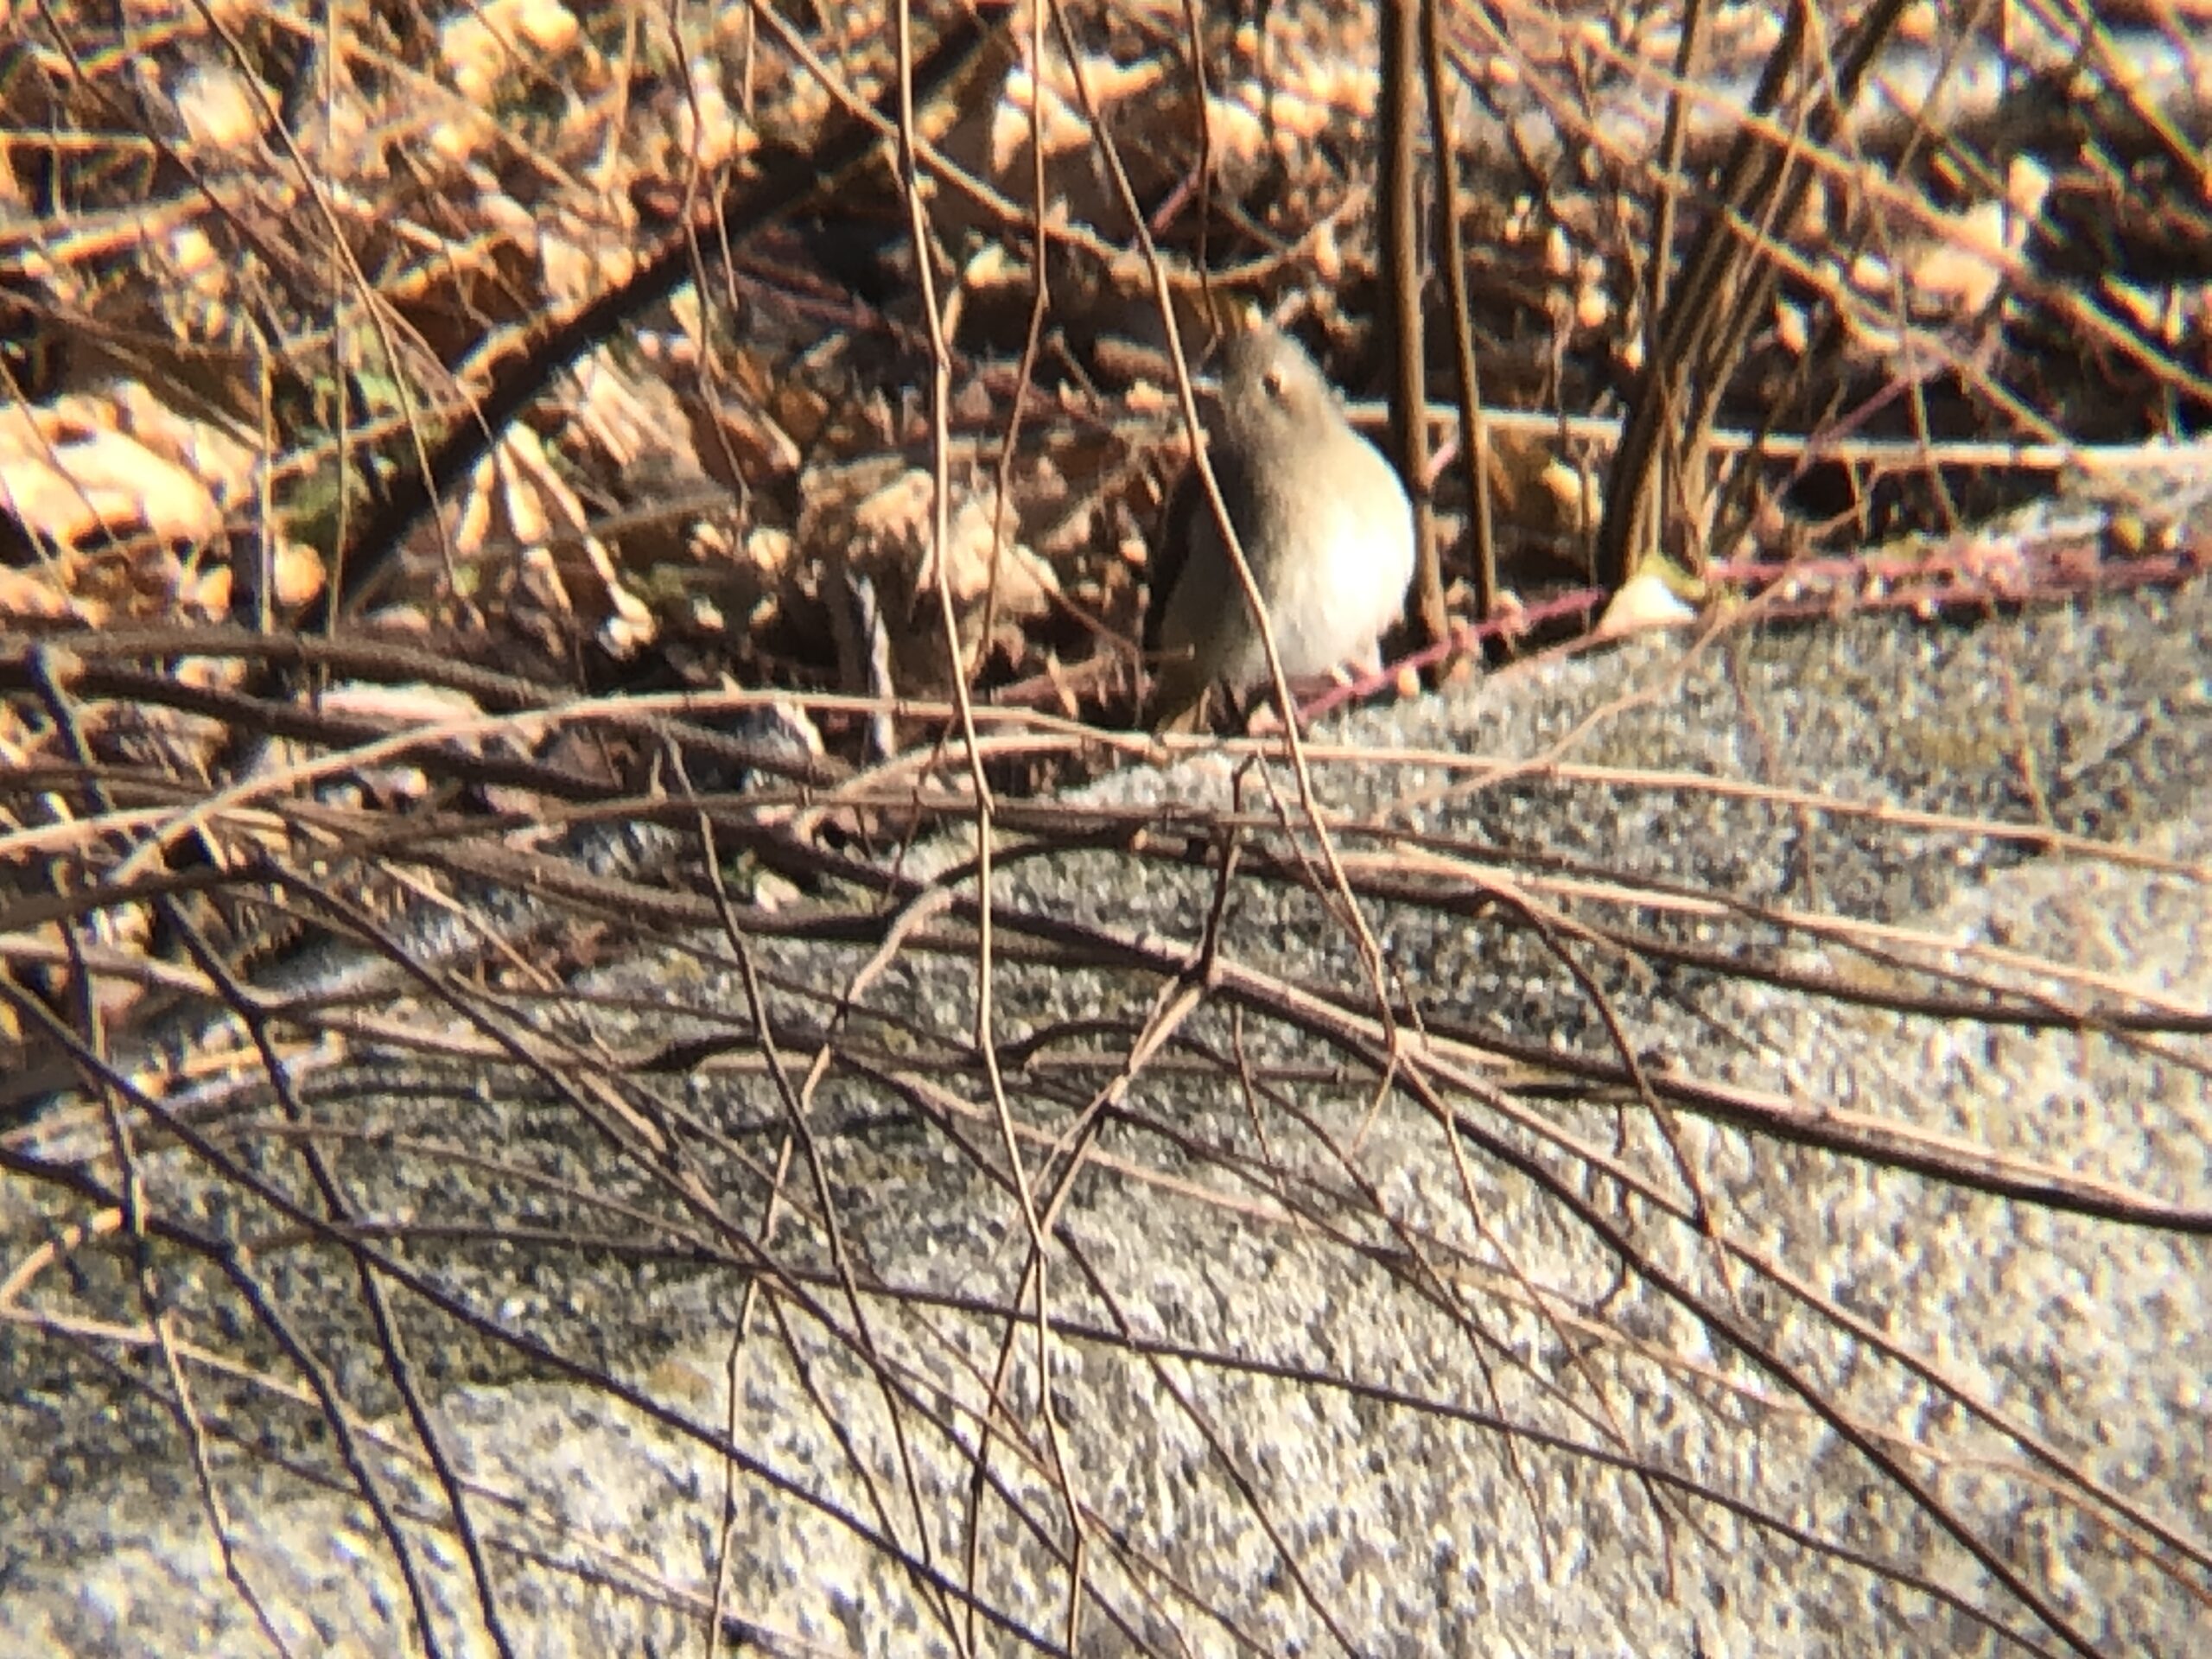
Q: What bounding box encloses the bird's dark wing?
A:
[1142,436,1248,656]
[1143,466,1199,657]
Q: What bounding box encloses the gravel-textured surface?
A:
[3,582,2206,1657]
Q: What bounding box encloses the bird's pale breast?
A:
[1244,429,1414,680]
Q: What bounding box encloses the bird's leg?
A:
[1329,641,1389,687]
[1237,679,1306,737]
[1241,701,1281,738]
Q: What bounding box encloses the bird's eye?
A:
[1262,367,1288,402]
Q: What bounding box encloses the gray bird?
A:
[1143,322,1417,734]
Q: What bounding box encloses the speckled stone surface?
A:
[3,582,2205,1656]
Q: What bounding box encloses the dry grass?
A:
[3,2,2209,1653]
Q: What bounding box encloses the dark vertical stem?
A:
[1421,0,1494,630]
[1379,0,1443,655]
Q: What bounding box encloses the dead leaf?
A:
[0,406,226,549]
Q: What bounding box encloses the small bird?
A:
[1143,321,1417,734]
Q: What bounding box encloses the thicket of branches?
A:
[2,2,2209,1654]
